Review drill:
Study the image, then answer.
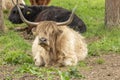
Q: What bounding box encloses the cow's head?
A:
[32,21,63,50]
[8,4,45,24]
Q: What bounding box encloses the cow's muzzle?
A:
[39,37,48,46]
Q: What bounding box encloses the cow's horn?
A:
[19,5,25,8]
[16,5,39,26]
[12,0,16,5]
[56,5,77,26]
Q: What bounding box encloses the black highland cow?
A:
[9,4,87,33]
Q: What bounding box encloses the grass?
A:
[15,64,59,79]
[0,0,120,79]
[96,58,105,64]
[0,31,33,65]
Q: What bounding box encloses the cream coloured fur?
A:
[32,21,88,67]
[2,0,25,10]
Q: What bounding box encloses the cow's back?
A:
[35,6,87,33]
[56,26,88,61]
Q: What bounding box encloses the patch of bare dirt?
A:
[80,53,120,80]
[19,73,38,80]
[86,36,102,44]
[0,65,38,80]
[0,65,18,80]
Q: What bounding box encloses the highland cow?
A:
[9,4,86,33]
[29,0,51,5]
[16,4,88,67]
[32,21,88,66]
[2,0,25,10]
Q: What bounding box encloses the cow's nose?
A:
[39,37,47,42]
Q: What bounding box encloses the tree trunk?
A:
[0,0,4,32]
[105,0,120,28]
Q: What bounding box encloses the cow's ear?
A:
[32,27,37,35]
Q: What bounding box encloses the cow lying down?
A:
[2,0,25,10]
[9,4,86,33]
[29,0,51,5]
[16,4,88,67]
[32,21,88,67]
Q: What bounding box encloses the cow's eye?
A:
[13,11,16,14]
[26,11,31,15]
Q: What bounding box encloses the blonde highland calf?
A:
[32,21,88,67]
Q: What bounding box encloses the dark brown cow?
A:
[9,4,87,33]
[29,0,51,5]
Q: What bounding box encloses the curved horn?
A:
[19,5,25,8]
[12,0,16,5]
[16,5,39,26]
[15,0,25,8]
[56,5,77,26]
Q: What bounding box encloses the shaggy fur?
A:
[29,0,51,5]
[2,0,25,10]
[32,21,88,67]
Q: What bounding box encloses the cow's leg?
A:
[43,54,51,67]
[14,25,34,35]
[14,26,28,32]
[34,54,45,67]
[62,55,78,66]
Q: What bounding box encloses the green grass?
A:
[0,31,33,65]
[15,63,59,79]
[0,0,120,79]
[96,58,105,64]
